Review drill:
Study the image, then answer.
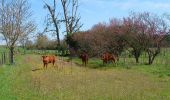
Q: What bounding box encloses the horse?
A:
[42,55,56,69]
[79,52,88,66]
[101,52,118,65]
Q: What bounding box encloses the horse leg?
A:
[46,64,47,69]
[86,59,88,66]
[106,60,108,64]
[85,61,86,66]
[53,61,58,69]
[43,63,45,69]
[53,61,55,67]
[82,60,84,66]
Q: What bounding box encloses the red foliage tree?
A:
[139,12,169,64]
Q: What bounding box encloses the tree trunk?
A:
[134,52,140,63]
[148,54,152,65]
[45,2,61,46]
[23,45,26,55]
[68,44,73,61]
[147,48,160,65]
[10,47,14,64]
[133,49,141,63]
[135,56,139,63]
[54,21,60,46]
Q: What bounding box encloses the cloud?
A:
[151,3,170,9]
[80,0,170,11]
[79,0,170,30]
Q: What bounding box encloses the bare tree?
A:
[61,0,82,43]
[43,0,61,46]
[42,0,82,55]
[0,0,36,64]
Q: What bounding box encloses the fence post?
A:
[2,52,4,64]
[3,52,6,64]
[9,51,11,64]
[0,53,2,65]
[0,52,8,65]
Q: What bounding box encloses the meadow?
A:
[0,48,170,100]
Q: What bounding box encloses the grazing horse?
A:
[42,55,56,69]
[79,52,88,66]
[101,52,118,65]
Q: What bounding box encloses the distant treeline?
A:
[163,34,170,47]
[24,33,68,51]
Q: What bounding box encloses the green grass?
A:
[0,46,8,52]
[72,52,170,77]
[0,53,170,100]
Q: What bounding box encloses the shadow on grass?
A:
[63,57,135,69]
[75,61,119,69]
[32,68,43,72]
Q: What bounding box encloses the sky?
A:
[1,0,170,44]
[30,0,170,32]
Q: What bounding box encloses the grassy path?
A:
[0,54,170,100]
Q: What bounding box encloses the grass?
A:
[72,52,170,77]
[0,53,170,100]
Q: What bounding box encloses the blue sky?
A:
[1,0,170,44]
[30,0,170,32]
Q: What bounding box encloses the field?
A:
[0,49,170,100]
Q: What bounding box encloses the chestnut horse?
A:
[79,53,88,66]
[101,52,118,65]
[42,55,56,69]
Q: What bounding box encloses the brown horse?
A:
[79,52,88,66]
[42,55,56,69]
[101,52,118,65]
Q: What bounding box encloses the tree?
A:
[25,39,34,50]
[43,0,61,46]
[0,0,36,64]
[61,0,82,47]
[122,15,145,63]
[19,37,29,54]
[140,13,169,64]
[71,31,93,56]
[35,33,49,50]
[43,0,82,54]
[107,19,126,56]
[163,34,170,47]
[122,12,169,64]
[89,23,108,55]
[70,20,127,57]
[61,0,82,35]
